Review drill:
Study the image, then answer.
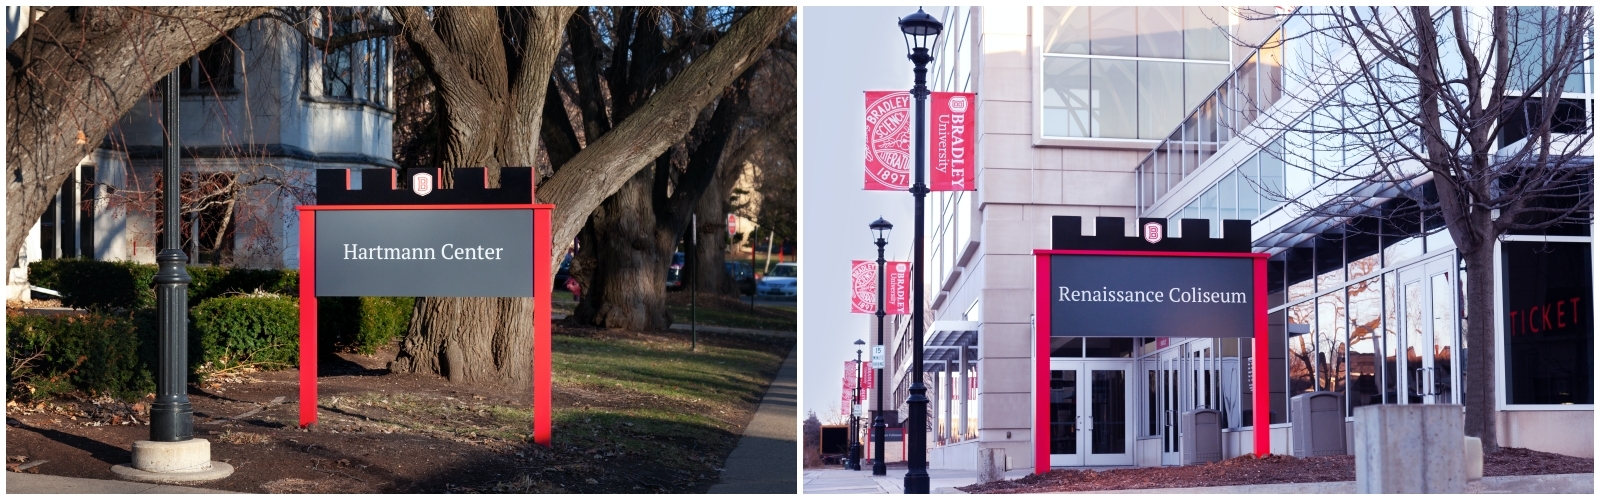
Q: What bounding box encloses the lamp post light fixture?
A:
[870,217,892,476]
[851,339,866,470]
[898,7,941,494]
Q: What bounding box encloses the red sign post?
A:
[726,213,738,237]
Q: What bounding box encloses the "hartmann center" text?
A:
[343,244,504,260]
[1058,286,1246,304]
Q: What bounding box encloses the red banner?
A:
[850,260,877,313]
[884,261,912,315]
[865,91,912,190]
[842,360,857,415]
[862,367,875,391]
[930,92,977,191]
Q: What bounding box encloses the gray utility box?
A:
[1291,391,1346,457]
[1180,408,1223,465]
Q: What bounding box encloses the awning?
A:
[924,320,978,366]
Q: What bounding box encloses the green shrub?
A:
[27,260,298,311]
[319,297,413,354]
[29,259,157,310]
[191,295,300,375]
[189,267,298,304]
[6,311,156,401]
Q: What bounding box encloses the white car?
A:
[757,263,798,298]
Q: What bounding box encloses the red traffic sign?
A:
[726,214,738,236]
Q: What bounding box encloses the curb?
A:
[946,473,1593,495]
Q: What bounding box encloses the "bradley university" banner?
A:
[864,91,977,191]
[850,260,912,314]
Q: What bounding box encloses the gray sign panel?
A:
[1050,254,1254,338]
[316,210,533,297]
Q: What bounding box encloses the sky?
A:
[800,6,945,422]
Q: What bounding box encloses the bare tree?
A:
[1233,6,1592,451]
[542,7,795,329]
[387,6,792,386]
[7,7,273,269]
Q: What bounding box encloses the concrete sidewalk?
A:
[930,472,1594,494]
[5,471,235,494]
[803,467,1031,494]
[707,348,798,493]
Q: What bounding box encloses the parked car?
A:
[666,252,686,290]
[756,262,797,299]
[725,261,756,296]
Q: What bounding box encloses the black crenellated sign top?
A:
[1051,216,1251,253]
[315,167,534,205]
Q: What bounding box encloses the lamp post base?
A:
[904,470,930,494]
[111,439,234,484]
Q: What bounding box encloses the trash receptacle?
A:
[1180,408,1223,465]
[1291,391,1346,457]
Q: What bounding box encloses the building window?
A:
[1041,7,1232,140]
[363,34,390,106]
[179,38,236,92]
[322,7,356,98]
[1502,241,1593,405]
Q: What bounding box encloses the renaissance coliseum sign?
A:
[1049,254,1254,338]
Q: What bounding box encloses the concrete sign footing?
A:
[110,439,234,484]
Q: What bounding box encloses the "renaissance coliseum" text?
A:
[1057,286,1247,304]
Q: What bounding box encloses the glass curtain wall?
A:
[1042,7,1232,141]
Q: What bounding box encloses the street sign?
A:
[872,345,885,369]
[726,213,738,237]
[852,404,863,417]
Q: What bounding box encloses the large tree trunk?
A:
[694,162,738,296]
[5,7,270,269]
[393,296,534,386]
[571,167,673,330]
[386,7,569,388]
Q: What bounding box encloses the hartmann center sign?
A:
[1049,254,1254,338]
[315,209,533,297]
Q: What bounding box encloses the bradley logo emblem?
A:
[412,172,434,197]
[1143,222,1163,244]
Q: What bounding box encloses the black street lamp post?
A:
[898,7,942,494]
[870,217,892,476]
[851,339,865,470]
[151,69,195,443]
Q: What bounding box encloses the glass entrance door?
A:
[1049,360,1133,466]
[1397,255,1457,404]
[1155,339,1225,465]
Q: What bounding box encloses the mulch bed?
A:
[959,448,1593,494]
